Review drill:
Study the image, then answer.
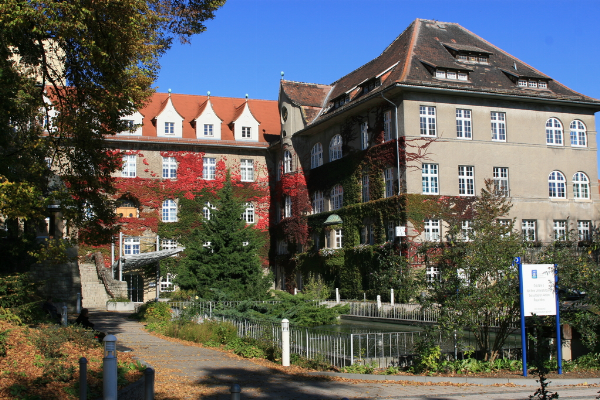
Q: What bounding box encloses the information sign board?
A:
[522,264,556,316]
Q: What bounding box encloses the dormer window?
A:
[436,69,468,81]
[362,78,380,94]
[204,124,213,137]
[517,79,548,89]
[165,122,174,135]
[333,94,350,109]
[242,126,251,138]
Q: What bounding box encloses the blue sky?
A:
[155,0,600,174]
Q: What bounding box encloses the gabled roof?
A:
[280,80,332,124]
[136,92,279,143]
[284,18,600,127]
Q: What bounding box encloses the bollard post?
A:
[61,305,68,326]
[144,367,155,400]
[230,384,241,400]
[103,335,118,400]
[281,319,290,367]
[79,357,87,400]
[390,289,394,306]
[76,293,82,314]
[376,295,381,310]
[294,288,297,295]
[335,288,340,303]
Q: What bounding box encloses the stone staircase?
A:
[79,262,110,308]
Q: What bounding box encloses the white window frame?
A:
[422,164,439,195]
[124,237,140,255]
[548,171,566,199]
[312,191,324,214]
[553,220,567,241]
[243,203,255,224]
[491,112,506,142]
[204,123,214,137]
[122,154,136,178]
[283,150,292,173]
[362,174,369,202]
[522,220,537,242]
[241,126,251,139]
[578,220,591,241]
[203,201,214,220]
[334,229,343,249]
[162,199,178,222]
[383,111,392,142]
[573,172,590,199]
[419,106,436,137]
[424,219,440,242]
[161,239,178,250]
[284,196,292,218]
[164,122,175,135]
[311,143,323,169]
[162,156,177,179]
[456,109,472,139]
[361,121,369,149]
[384,167,394,198]
[160,273,175,292]
[570,120,587,147]
[546,118,563,146]
[330,184,343,210]
[203,157,216,180]
[461,220,472,241]
[493,167,509,197]
[329,134,342,161]
[458,166,475,196]
[240,159,254,182]
[426,266,441,283]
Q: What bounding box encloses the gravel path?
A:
[91,309,600,400]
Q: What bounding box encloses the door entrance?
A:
[124,273,144,302]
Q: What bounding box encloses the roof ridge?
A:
[156,92,278,103]
[281,79,330,87]
[399,18,420,82]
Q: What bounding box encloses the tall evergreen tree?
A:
[175,172,272,300]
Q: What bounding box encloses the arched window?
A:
[548,171,566,198]
[283,150,292,173]
[546,118,563,145]
[570,120,587,147]
[311,143,323,169]
[330,184,343,210]
[329,134,342,161]
[573,172,590,199]
[203,201,214,220]
[162,199,177,222]
[243,203,255,223]
[312,191,324,214]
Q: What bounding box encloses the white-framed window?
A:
[312,191,324,214]
[162,156,177,179]
[160,273,175,292]
[422,164,439,195]
[546,118,563,145]
[424,219,440,242]
[493,167,509,197]
[387,221,396,242]
[573,172,590,199]
[528,81,538,88]
[242,241,249,246]
[548,171,566,198]
[362,174,369,202]
[458,166,475,196]
[203,201,214,220]
[539,81,547,88]
[283,150,292,173]
[162,199,177,222]
[242,126,251,139]
[122,154,136,178]
[203,157,216,180]
[243,203,255,224]
[419,106,436,137]
[383,110,392,141]
[456,109,472,139]
[461,220,472,241]
[458,72,468,80]
[311,143,323,169]
[330,184,343,210]
[240,159,254,182]
[491,112,506,142]
[497,219,511,237]
[384,167,394,198]
[164,122,175,135]
[204,124,213,137]
[161,239,178,250]
[124,237,140,255]
[361,121,369,149]
[334,229,343,249]
[553,220,567,241]
[329,134,342,161]
[578,220,591,241]
[570,120,587,147]
[426,266,441,283]
[522,220,537,241]
[284,196,292,218]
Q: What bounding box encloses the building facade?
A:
[272,19,600,294]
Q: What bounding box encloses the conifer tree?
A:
[175,172,272,300]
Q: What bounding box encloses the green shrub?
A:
[161,320,238,345]
[31,325,99,358]
[225,337,265,359]
[341,361,375,374]
[290,353,332,371]
[573,353,600,370]
[137,301,172,322]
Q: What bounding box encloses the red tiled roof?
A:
[138,92,280,143]
[280,80,332,124]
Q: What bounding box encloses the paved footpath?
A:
[91,309,600,400]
